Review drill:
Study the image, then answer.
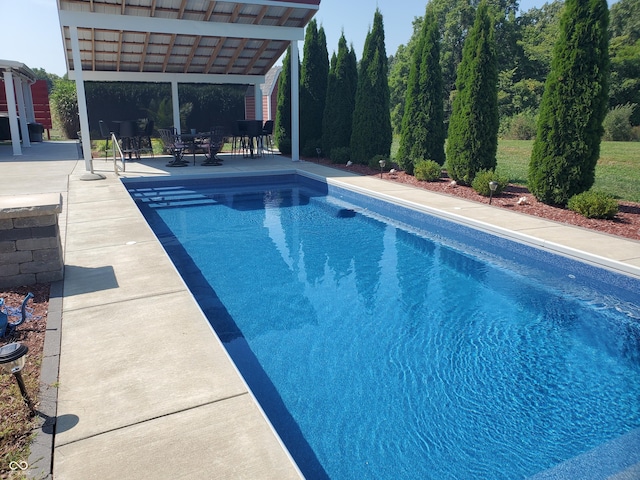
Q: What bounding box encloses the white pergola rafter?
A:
[58,11,305,44]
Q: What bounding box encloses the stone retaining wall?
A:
[0,194,63,288]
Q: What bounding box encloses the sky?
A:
[0,0,552,78]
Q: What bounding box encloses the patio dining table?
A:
[180,131,211,165]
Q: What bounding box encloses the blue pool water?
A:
[126,175,640,479]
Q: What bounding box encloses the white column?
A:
[3,70,21,155]
[70,26,94,173]
[23,82,36,122]
[171,81,181,134]
[254,83,263,121]
[291,41,299,162]
[14,77,31,148]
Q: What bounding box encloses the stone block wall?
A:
[0,194,63,288]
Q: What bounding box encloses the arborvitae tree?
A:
[446,0,499,184]
[300,20,329,155]
[528,0,610,205]
[322,34,358,155]
[397,6,445,174]
[274,46,298,154]
[350,9,392,164]
[322,51,338,154]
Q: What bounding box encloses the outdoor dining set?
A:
[98,118,275,167]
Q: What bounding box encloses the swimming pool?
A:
[125,174,640,479]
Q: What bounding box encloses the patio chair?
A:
[246,120,264,158]
[159,127,188,167]
[137,119,154,158]
[234,120,248,156]
[118,120,140,161]
[262,120,274,156]
[201,126,226,166]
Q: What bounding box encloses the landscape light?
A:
[0,342,35,415]
[489,181,498,204]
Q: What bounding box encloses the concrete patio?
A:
[1,141,639,479]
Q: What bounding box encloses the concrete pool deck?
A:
[1,141,639,479]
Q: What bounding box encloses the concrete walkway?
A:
[1,142,639,479]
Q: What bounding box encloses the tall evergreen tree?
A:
[446,0,499,184]
[300,20,329,155]
[322,51,338,154]
[397,6,445,174]
[350,9,392,164]
[528,0,610,205]
[274,46,298,154]
[322,34,358,155]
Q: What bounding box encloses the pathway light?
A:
[489,181,498,204]
[0,342,35,415]
[379,159,386,178]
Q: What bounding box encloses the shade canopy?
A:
[58,0,319,83]
[57,0,319,171]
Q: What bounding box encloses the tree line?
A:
[276,0,618,208]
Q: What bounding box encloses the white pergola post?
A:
[2,70,21,155]
[14,77,31,148]
[23,82,36,122]
[171,81,180,134]
[291,40,299,162]
[254,83,263,121]
[70,25,102,179]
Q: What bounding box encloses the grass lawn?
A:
[391,137,639,202]
[496,140,640,203]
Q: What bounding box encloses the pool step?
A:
[528,427,640,480]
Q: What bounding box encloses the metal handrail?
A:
[111,132,126,175]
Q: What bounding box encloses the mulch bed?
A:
[311,157,640,242]
[0,284,50,475]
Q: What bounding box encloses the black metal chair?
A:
[158,127,187,167]
[118,120,139,160]
[246,120,263,158]
[235,120,249,156]
[137,119,154,158]
[202,126,226,166]
[262,120,274,156]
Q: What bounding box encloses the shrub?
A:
[567,191,619,219]
[277,137,292,155]
[501,112,537,140]
[471,169,509,196]
[603,104,636,141]
[302,139,322,158]
[414,160,442,181]
[330,146,350,164]
[50,79,79,139]
[368,154,390,171]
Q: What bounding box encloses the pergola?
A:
[1,60,37,155]
[56,0,321,174]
